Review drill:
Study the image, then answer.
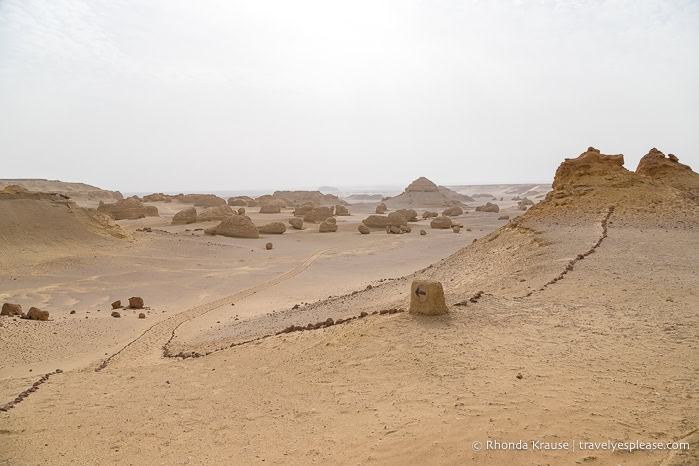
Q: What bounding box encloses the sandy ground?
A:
[1,186,697,465]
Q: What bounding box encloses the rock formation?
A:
[430,216,453,229]
[172,207,198,225]
[409,279,448,315]
[197,205,235,222]
[111,300,121,309]
[25,307,49,321]
[97,198,159,220]
[228,196,252,206]
[335,205,350,216]
[475,202,500,213]
[395,209,418,222]
[1,303,22,317]
[128,297,144,309]
[635,148,699,191]
[304,206,333,223]
[422,211,438,218]
[177,194,227,207]
[0,179,123,202]
[259,222,287,234]
[289,217,304,229]
[205,216,260,239]
[259,205,281,214]
[362,212,408,229]
[384,177,463,208]
[272,191,347,206]
[319,219,338,232]
[442,206,463,216]
[376,203,388,214]
[438,186,475,202]
[358,224,370,234]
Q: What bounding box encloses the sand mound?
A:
[0,188,131,268]
[385,177,462,208]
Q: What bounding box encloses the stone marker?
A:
[409,279,448,315]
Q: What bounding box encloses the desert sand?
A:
[1,152,698,465]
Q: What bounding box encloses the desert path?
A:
[94,236,398,372]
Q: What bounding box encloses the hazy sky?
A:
[1,0,698,192]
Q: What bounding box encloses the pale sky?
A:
[1,0,698,192]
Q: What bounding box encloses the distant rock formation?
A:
[172,207,197,225]
[205,216,260,239]
[273,191,347,206]
[472,193,495,198]
[475,202,500,213]
[376,203,388,214]
[335,205,350,216]
[259,205,282,214]
[97,198,159,220]
[405,177,439,192]
[198,205,235,222]
[345,194,383,201]
[438,186,474,203]
[176,194,227,207]
[0,179,123,202]
[318,186,340,193]
[384,177,462,208]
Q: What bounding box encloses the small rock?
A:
[128,297,144,309]
[138,313,146,319]
[420,229,427,235]
[111,300,121,309]
[266,242,273,250]
[111,311,121,318]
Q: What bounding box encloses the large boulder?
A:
[259,222,287,234]
[293,203,319,216]
[304,206,333,223]
[376,203,387,214]
[430,216,453,229]
[442,206,463,216]
[205,216,260,239]
[335,205,350,216]
[259,205,281,214]
[635,147,699,191]
[25,307,49,321]
[97,198,158,220]
[409,279,448,315]
[1,303,22,317]
[289,217,304,229]
[227,197,251,206]
[362,212,408,229]
[128,297,144,309]
[475,202,500,213]
[319,220,338,232]
[198,205,235,222]
[172,207,197,225]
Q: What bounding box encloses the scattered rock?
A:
[409,279,448,315]
[128,297,144,309]
[304,206,333,223]
[97,198,159,220]
[420,229,427,235]
[358,224,370,234]
[265,242,273,250]
[422,211,438,218]
[237,207,246,215]
[376,203,387,214]
[111,300,121,309]
[111,311,121,318]
[138,313,146,319]
[69,310,76,314]
[362,212,408,229]
[335,205,350,216]
[1,303,22,317]
[386,225,402,234]
[259,222,287,234]
[498,215,510,220]
[452,225,461,233]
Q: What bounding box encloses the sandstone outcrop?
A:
[362,212,408,229]
[97,198,159,220]
[385,177,463,208]
[205,216,260,239]
[304,206,333,223]
[635,148,699,191]
[25,307,49,321]
[335,205,350,216]
[289,217,304,229]
[259,222,287,234]
[442,206,463,216]
[319,220,338,232]
[177,194,227,207]
[475,202,500,213]
[171,207,198,225]
[1,303,22,317]
[198,205,235,222]
[409,279,448,315]
[128,297,144,309]
[430,216,453,229]
[259,205,281,214]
